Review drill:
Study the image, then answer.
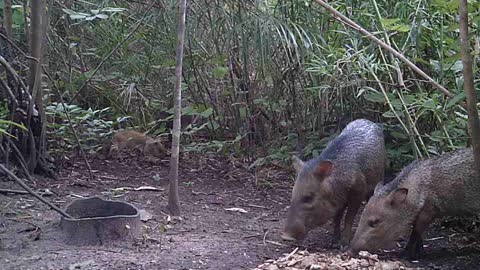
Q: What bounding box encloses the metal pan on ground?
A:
[61,197,142,245]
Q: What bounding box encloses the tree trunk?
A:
[29,0,43,94]
[39,0,51,156]
[4,0,13,39]
[23,0,30,47]
[459,0,480,175]
[167,0,187,216]
[26,0,45,171]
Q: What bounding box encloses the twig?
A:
[0,188,29,195]
[243,234,261,239]
[0,33,38,62]
[284,247,299,261]
[7,139,35,182]
[312,0,459,103]
[0,163,73,219]
[42,69,94,181]
[0,77,18,106]
[68,4,155,104]
[248,204,268,209]
[263,229,269,245]
[265,240,288,247]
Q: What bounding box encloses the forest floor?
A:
[1,153,480,269]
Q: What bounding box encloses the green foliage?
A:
[0,2,25,28]
[0,102,26,137]
[46,0,479,172]
[46,103,116,154]
[62,7,126,22]
[183,135,244,155]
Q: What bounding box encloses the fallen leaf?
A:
[139,209,154,221]
[69,259,96,270]
[134,186,164,192]
[225,207,248,213]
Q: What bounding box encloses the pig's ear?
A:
[313,160,333,179]
[388,188,408,208]
[292,155,304,173]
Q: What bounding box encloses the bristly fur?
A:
[302,119,384,180]
[283,119,386,243]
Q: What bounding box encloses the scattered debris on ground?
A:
[253,248,421,270]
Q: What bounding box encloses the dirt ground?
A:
[1,153,480,270]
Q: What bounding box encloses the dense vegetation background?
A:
[1,0,479,172]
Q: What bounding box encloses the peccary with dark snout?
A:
[348,148,480,259]
[281,119,386,246]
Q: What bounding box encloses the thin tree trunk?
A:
[4,0,13,40]
[26,0,44,172]
[23,0,30,47]
[167,0,187,216]
[459,0,480,175]
[29,0,43,94]
[39,0,51,156]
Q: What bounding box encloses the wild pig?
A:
[348,148,479,259]
[108,130,166,158]
[281,119,386,246]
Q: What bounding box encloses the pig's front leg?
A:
[340,193,363,247]
[331,205,346,246]
[403,202,437,259]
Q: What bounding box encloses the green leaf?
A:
[208,121,220,130]
[62,8,89,20]
[181,106,195,115]
[364,92,385,103]
[95,14,109,20]
[380,18,400,26]
[382,110,397,118]
[446,92,466,108]
[390,131,408,140]
[446,0,460,12]
[101,8,127,12]
[199,108,213,118]
[389,24,410,32]
[212,67,228,79]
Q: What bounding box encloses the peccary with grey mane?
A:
[281,119,386,246]
[348,148,480,259]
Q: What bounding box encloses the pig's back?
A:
[421,148,480,216]
[320,119,386,187]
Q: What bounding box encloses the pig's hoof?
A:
[329,241,340,249]
[280,232,297,242]
[329,241,347,250]
[332,235,350,250]
[402,247,424,260]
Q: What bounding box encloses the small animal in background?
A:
[99,130,166,159]
[281,119,386,247]
[348,148,480,259]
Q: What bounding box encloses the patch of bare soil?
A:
[0,153,479,270]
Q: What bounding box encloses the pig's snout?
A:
[346,247,359,257]
[347,237,368,257]
[281,222,306,241]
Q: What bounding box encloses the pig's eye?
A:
[368,219,380,228]
[301,195,314,204]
